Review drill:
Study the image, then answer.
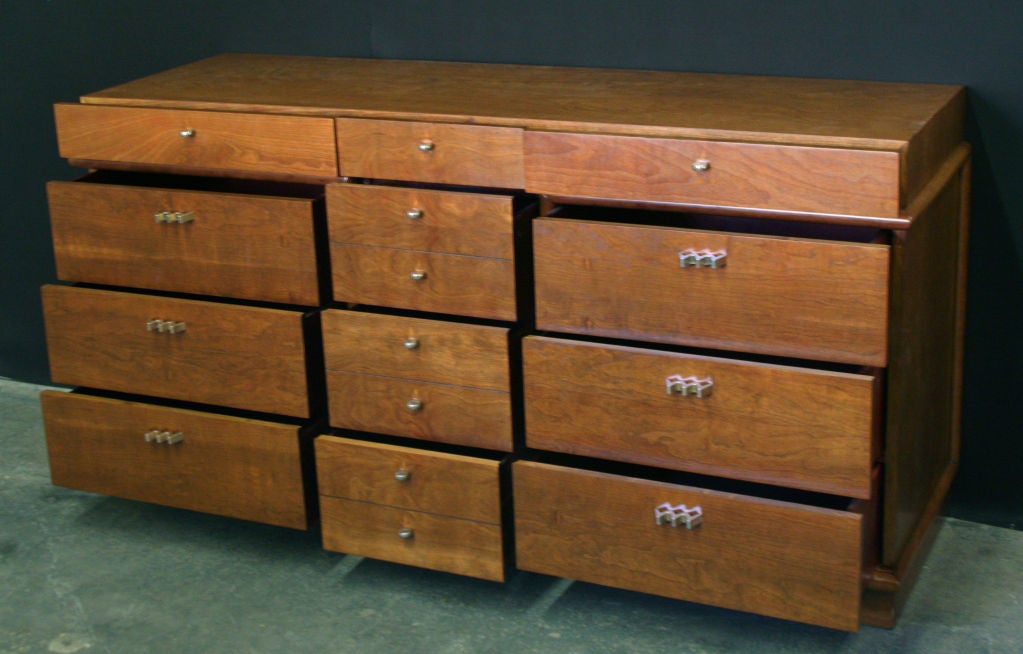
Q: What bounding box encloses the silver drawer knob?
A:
[406,208,424,219]
[692,159,711,172]
[398,528,415,540]
[394,469,411,482]
[409,270,427,281]
[406,397,423,411]
[403,337,420,350]
[180,129,195,138]
[417,140,435,152]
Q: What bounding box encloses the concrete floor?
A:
[2,379,1021,654]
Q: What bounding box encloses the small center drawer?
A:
[48,173,323,305]
[42,391,309,529]
[42,285,314,417]
[336,117,525,188]
[55,104,338,177]
[514,461,864,631]
[534,216,890,366]
[524,336,877,498]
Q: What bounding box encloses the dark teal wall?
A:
[3,0,1020,527]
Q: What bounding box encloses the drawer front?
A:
[316,435,502,523]
[42,285,311,417]
[336,118,525,188]
[41,391,307,529]
[322,310,510,391]
[328,184,514,259]
[524,337,876,498]
[331,244,516,321]
[514,461,863,631]
[55,104,338,177]
[326,371,512,451]
[48,180,321,305]
[525,131,900,217]
[320,496,505,581]
[534,218,889,366]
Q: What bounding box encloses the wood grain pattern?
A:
[336,117,524,188]
[42,285,310,417]
[514,461,862,631]
[327,183,514,258]
[55,103,337,177]
[524,337,876,498]
[534,218,889,366]
[316,435,502,523]
[322,310,510,391]
[320,496,506,581]
[525,132,901,217]
[42,391,307,529]
[326,371,512,451]
[330,243,516,321]
[48,179,321,305]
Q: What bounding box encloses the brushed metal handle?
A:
[678,248,727,268]
[394,469,411,482]
[410,270,427,281]
[398,527,415,540]
[406,208,424,219]
[654,502,702,529]
[154,211,195,224]
[691,159,711,172]
[179,129,195,138]
[146,319,187,334]
[417,140,435,152]
[403,337,420,350]
[406,397,423,411]
[665,374,713,398]
[144,430,184,445]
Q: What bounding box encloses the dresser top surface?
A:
[79,53,964,150]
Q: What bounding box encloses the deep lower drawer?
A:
[336,117,524,188]
[325,371,512,451]
[534,217,889,366]
[316,436,502,523]
[523,336,877,498]
[41,391,309,529]
[48,174,322,305]
[524,131,900,217]
[55,104,338,177]
[327,183,514,258]
[42,285,313,417]
[514,461,864,631]
[330,244,516,321]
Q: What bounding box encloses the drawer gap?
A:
[78,170,325,199]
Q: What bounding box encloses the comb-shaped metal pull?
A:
[678,248,727,268]
[665,374,714,398]
[654,502,703,529]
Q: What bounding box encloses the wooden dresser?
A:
[40,54,969,631]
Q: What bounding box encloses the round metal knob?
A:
[417,140,435,152]
[403,337,420,350]
[692,159,711,172]
[409,270,426,281]
[180,129,195,138]
[398,528,415,540]
[406,397,423,412]
[406,208,423,219]
[394,469,411,482]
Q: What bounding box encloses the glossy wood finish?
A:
[48,178,322,305]
[42,391,308,528]
[525,132,900,217]
[524,337,876,498]
[330,243,517,321]
[534,217,890,366]
[42,285,311,417]
[336,118,524,188]
[327,184,514,259]
[55,103,337,177]
[316,436,502,523]
[514,461,863,631]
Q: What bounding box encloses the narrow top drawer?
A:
[55,104,338,177]
[525,132,901,217]
[337,118,525,188]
